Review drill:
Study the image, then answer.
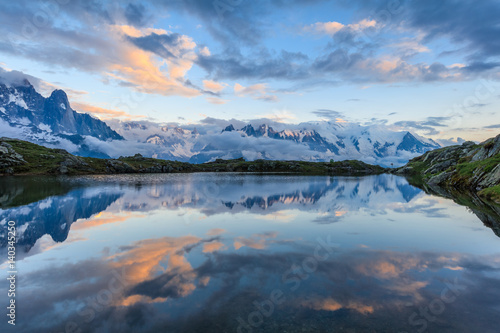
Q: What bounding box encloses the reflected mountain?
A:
[0,176,75,208]
[2,173,500,260]
[0,174,424,253]
[0,187,122,252]
[416,182,500,238]
[108,174,424,218]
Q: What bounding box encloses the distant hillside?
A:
[0,137,385,176]
[394,134,500,202]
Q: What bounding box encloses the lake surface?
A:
[1,173,500,333]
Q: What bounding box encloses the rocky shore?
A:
[393,134,500,202]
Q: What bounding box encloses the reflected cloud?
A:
[234,232,278,250]
[72,211,145,231]
[203,241,225,253]
[206,228,226,236]
[300,298,375,314]
[14,236,500,333]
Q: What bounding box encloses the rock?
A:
[394,166,414,174]
[58,165,68,174]
[106,160,135,174]
[0,141,26,169]
[424,159,454,175]
[471,135,500,162]
[161,165,174,173]
[428,171,453,185]
[133,153,144,160]
[60,155,88,167]
[478,164,500,189]
[462,141,476,148]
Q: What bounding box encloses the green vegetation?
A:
[456,154,500,177]
[479,185,500,203]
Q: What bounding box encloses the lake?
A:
[1,173,500,333]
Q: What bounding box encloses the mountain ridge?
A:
[0,80,123,141]
[0,78,442,166]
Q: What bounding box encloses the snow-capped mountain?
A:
[0,77,440,166]
[0,79,122,157]
[106,119,439,166]
[112,121,201,160]
[187,121,440,166]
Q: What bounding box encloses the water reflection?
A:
[0,174,499,333]
[0,187,122,251]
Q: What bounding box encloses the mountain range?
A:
[0,78,441,166]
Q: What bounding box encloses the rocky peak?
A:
[48,89,70,111]
[472,135,500,161]
[222,124,235,133]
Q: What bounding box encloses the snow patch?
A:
[8,92,28,109]
[16,223,29,237]
[38,198,53,209]
[38,123,53,133]
[14,117,31,126]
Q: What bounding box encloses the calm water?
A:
[1,173,500,333]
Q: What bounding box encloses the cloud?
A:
[124,3,149,27]
[304,19,377,36]
[258,109,297,123]
[19,245,500,333]
[392,116,452,135]
[205,97,229,105]
[1,0,499,103]
[0,2,204,98]
[234,232,278,250]
[311,109,345,121]
[202,80,227,93]
[392,121,440,135]
[300,298,375,315]
[202,241,225,253]
[436,137,466,146]
[0,66,46,91]
[234,83,278,102]
[71,102,146,120]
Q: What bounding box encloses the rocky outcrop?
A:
[394,134,500,200]
[0,138,27,173]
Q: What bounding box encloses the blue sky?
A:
[0,0,499,142]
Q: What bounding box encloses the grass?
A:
[456,153,500,177]
[479,185,500,203]
[3,139,68,174]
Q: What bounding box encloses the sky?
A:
[0,0,499,142]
